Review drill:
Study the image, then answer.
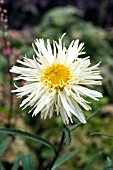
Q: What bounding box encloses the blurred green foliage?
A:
[0,6,113,170]
[34,7,113,65]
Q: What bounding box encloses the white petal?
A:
[65,94,86,123]
[74,85,103,100]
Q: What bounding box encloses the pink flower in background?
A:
[0,0,4,4]
[3,47,11,56]
[12,48,20,56]
[21,80,26,86]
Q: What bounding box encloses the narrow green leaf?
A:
[0,128,56,154]
[62,127,71,145]
[84,151,103,170]
[21,155,35,170]
[104,157,113,170]
[0,134,12,157]
[11,155,22,170]
[89,132,113,137]
[12,154,35,170]
[52,150,78,170]
[69,108,100,132]
[69,121,81,132]
[87,108,100,121]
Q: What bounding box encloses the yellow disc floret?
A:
[41,64,72,91]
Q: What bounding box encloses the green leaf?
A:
[86,108,100,121]
[62,127,71,145]
[11,155,22,170]
[52,150,78,170]
[12,154,35,170]
[0,134,12,157]
[0,128,56,154]
[21,155,35,170]
[89,132,113,137]
[84,151,103,170]
[69,108,100,132]
[69,121,81,132]
[104,157,113,170]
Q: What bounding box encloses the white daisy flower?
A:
[10,34,103,124]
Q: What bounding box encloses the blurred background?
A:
[0,0,113,169]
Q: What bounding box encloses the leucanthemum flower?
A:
[10,34,103,124]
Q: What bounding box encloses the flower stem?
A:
[47,129,65,170]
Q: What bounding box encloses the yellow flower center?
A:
[41,64,72,91]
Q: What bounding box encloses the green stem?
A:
[47,130,65,170]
